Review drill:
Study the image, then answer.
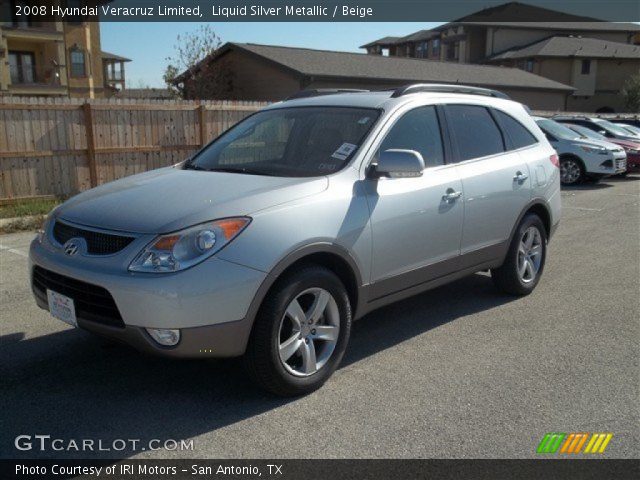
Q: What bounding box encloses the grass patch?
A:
[0,197,61,219]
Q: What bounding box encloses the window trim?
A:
[442,104,508,164]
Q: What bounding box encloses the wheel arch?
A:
[241,243,365,349]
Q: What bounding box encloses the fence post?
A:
[198,103,207,147]
[83,102,98,188]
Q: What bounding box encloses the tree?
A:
[621,74,640,112]
[163,25,233,99]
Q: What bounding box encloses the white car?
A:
[534,117,626,185]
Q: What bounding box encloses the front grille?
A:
[32,266,125,328]
[616,158,626,171]
[53,220,135,255]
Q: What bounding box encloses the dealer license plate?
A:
[47,289,77,327]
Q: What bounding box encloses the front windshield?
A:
[567,124,607,141]
[536,119,579,140]
[187,107,380,177]
[595,119,636,137]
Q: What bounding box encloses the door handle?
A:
[513,171,529,183]
[442,188,462,202]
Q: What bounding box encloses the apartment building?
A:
[0,1,130,98]
[361,2,640,112]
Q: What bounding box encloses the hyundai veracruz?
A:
[30,85,561,396]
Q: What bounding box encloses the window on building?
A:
[8,51,35,84]
[416,41,428,59]
[378,106,444,168]
[446,42,459,61]
[432,38,440,57]
[70,48,86,77]
[445,105,505,161]
[525,59,535,72]
[581,59,591,74]
[492,109,538,150]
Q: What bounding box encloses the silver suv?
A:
[30,85,561,396]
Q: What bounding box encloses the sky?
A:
[100,22,440,88]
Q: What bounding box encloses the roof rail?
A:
[390,84,510,100]
[286,88,369,100]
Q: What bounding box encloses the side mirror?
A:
[373,149,425,178]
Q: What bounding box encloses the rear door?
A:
[444,104,533,265]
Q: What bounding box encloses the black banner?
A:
[2,459,640,480]
[2,0,640,22]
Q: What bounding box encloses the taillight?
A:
[550,154,559,168]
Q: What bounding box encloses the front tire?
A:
[244,265,352,396]
[560,156,585,185]
[491,214,547,296]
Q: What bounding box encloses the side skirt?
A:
[356,242,506,319]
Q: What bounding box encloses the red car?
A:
[564,123,640,173]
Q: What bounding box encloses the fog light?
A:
[146,328,180,346]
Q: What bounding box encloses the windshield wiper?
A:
[183,162,207,171]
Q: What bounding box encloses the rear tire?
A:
[491,214,547,296]
[560,156,585,185]
[243,265,351,396]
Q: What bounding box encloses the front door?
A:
[364,105,464,298]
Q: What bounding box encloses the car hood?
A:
[572,138,624,151]
[608,138,640,150]
[56,167,328,234]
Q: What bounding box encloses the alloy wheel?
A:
[560,159,581,184]
[517,226,543,283]
[278,288,340,377]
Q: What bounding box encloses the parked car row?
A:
[534,115,640,185]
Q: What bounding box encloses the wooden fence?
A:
[0,97,269,201]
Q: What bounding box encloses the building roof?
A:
[489,36,640,61]
[447,21,640,33]
[178,42,573,93]
[448,2,639,30]
[360,30,440,49]
[101,51,132,62]
[360,36,402,48]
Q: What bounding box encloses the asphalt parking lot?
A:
[1,176,638,460]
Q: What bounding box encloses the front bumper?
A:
[30,236,267,357]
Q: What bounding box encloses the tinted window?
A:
[378,106,444,168]
[493,110,538,149]
[446,105,504,161]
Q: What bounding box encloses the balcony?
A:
[8,63,67,95]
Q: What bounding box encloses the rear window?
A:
[446,105,505,161]
[492,109,538,149]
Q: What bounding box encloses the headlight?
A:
[129,217,250,273]
[624,147,640,154]
[577,145,606,154]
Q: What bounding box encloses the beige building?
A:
[0,0,130,98]
[362,2,640,112]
